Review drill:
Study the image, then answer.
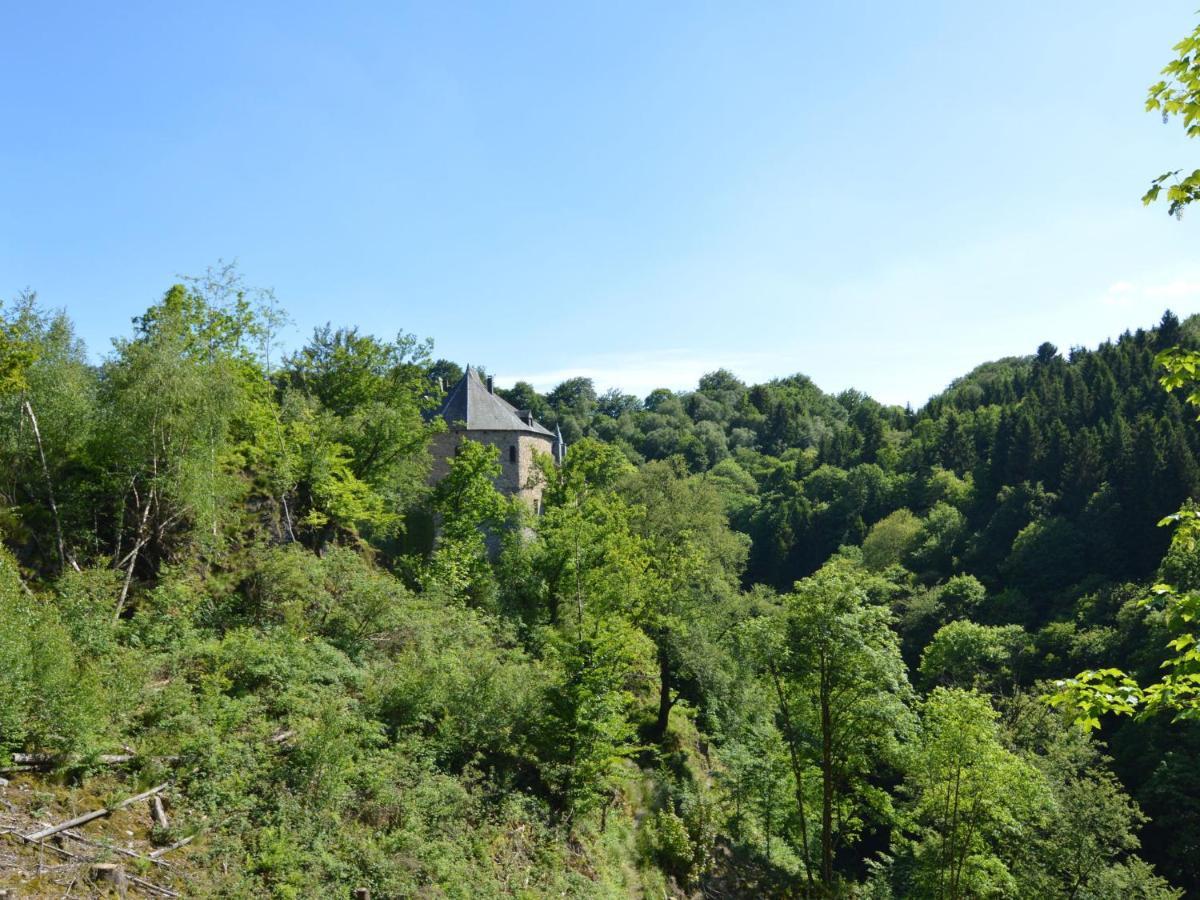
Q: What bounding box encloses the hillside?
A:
[0,285,1195,897]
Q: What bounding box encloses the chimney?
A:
[486,375,494,394]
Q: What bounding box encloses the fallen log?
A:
[25,783,169,841]
[62,828,172,869]
[148,835,194,859]
[5,752,138,772]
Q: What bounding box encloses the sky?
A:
[4,2,1200,407]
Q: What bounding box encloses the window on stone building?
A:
[509,445,517,463]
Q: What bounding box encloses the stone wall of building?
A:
[428,429,554,510]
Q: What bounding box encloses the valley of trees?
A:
[1,275,1198,897]
[10,18,1200,898]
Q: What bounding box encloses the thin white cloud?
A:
[1104,277,1200,307]
[1146,279,1200,299]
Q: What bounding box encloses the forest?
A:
[1,275,1200,898]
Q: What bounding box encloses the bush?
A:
[0,549,112,758]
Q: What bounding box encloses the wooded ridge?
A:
[0,286,1197,897]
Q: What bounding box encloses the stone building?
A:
[429,367,565,512]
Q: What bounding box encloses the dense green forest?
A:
[1,278,1198,898]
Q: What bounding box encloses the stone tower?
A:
[429,367,565,512]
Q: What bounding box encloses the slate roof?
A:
[435,367,554,437]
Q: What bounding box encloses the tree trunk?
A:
[765,774,772,862]
[149,835,194,859]
[113,493,153,622]
[820,657,834,886]
[22,399,76,572]
[942,762,963,900]
[651,637,674,743]
[770,666,815,887]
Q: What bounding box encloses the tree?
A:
[1144,20,1200,216]
[425,439,507,603]
[526,438,655,829]
[427,358,464,393]
[498,380,549,421]
[862,508,923,571]
[0,298,39,394]
[907,502,967,577]
[267,390,399,547]
[620,457,748,744]
[545,376,598,443]
[280,324,437,504]
[94,285,270,616]
[1052,333,1200,727]
[0,294,95,573]
[596,388,641,419]
[902,688,1045,900]
[768,559,915,887]
[918,621,1028,693]
[536,617,652,830]
[0,548,110,758]
[1003,692,1178,899]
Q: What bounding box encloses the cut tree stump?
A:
[13,829,179,898]
[90,862,126,896]
[150,795,170,830]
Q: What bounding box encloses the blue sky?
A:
[4,2,1199,406]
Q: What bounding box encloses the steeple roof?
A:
[434,367,554,436]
